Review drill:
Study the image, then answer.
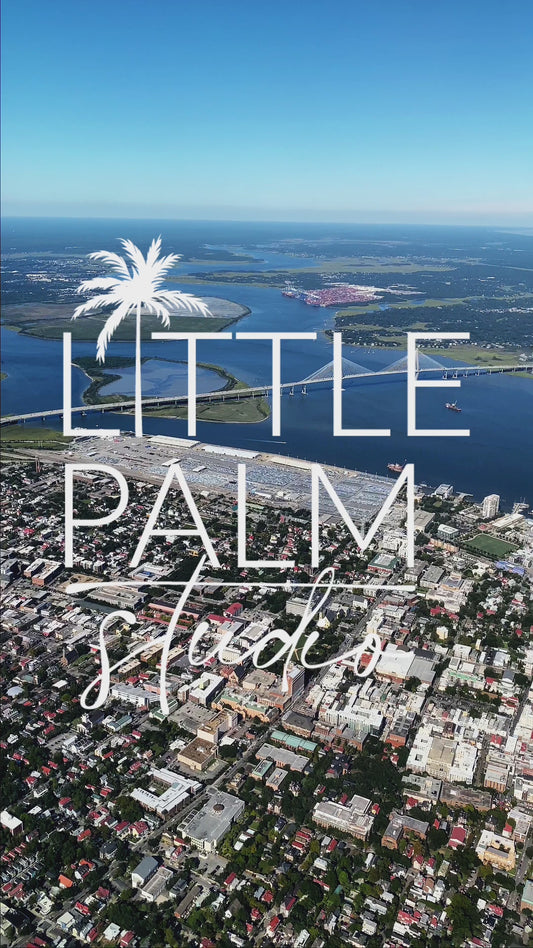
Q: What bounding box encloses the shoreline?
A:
[74,356,244,402]
[1,429,524,511]
[0,298,252,342]
[73,356,272,424]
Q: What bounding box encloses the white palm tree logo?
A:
[73,236,210,436]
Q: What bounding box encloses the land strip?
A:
[0,297,251,341]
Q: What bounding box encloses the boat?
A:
[445,402,462,412]
[387,462,404,473]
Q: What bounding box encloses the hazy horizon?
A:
[3,210,533,229]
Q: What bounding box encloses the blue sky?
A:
[2,0,532,223]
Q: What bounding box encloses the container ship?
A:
[445,402,462,412]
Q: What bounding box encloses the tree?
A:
[116,795,144,823]
[73,236,209,436]
[446,892,482,944]
[219,743,237,760]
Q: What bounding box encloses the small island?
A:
[74,355,271,425]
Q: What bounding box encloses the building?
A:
[179,789,245,853]
[130,768,201,818]
[382,813,429,850]
[89,584,146,610]
[255,743,309,773]
[520,879,533,914]
[281,711,316,738]
[401,775,442,806]
[0,811,23,836]
[110,684,158,709]
[440,783,491,811]
[140,866,173,902]
[189,672,225,707]
[426,738,456,780]
[374,644,417,684]
[482,494,500,519]
[175,883,203,919]
[313,793,374,841]
[484,760,509,793]
[23,558,63,586]
[270,729,317,755]
[286,665,305,698]
[266,768,288,792]
[196,711,231,744]
[177,737,217,773]
[251,759,274,781]
[131,855,158,889]
[368,553,398,575]
[286,596,309,618]
[476,830,515,872]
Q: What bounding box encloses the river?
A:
[1,220,533,508]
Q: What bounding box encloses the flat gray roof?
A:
[181,789,244,845]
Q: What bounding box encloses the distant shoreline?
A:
[0,296,251,342]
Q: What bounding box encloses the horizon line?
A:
[2,213,533,231]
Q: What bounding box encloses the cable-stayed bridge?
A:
[2,354,532,427]
[303,356,373,382]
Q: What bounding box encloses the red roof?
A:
[488,904,504,917]
[225,603,242,615]
[449,826,466,848]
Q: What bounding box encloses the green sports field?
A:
[463,533,518,558]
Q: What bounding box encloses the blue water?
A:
[2,219,533,508]
[98,359,224,398]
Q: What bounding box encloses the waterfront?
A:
[1,220,533,508]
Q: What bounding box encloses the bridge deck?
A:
[1,363,531,425]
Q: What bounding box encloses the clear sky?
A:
[2,0,532,223]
